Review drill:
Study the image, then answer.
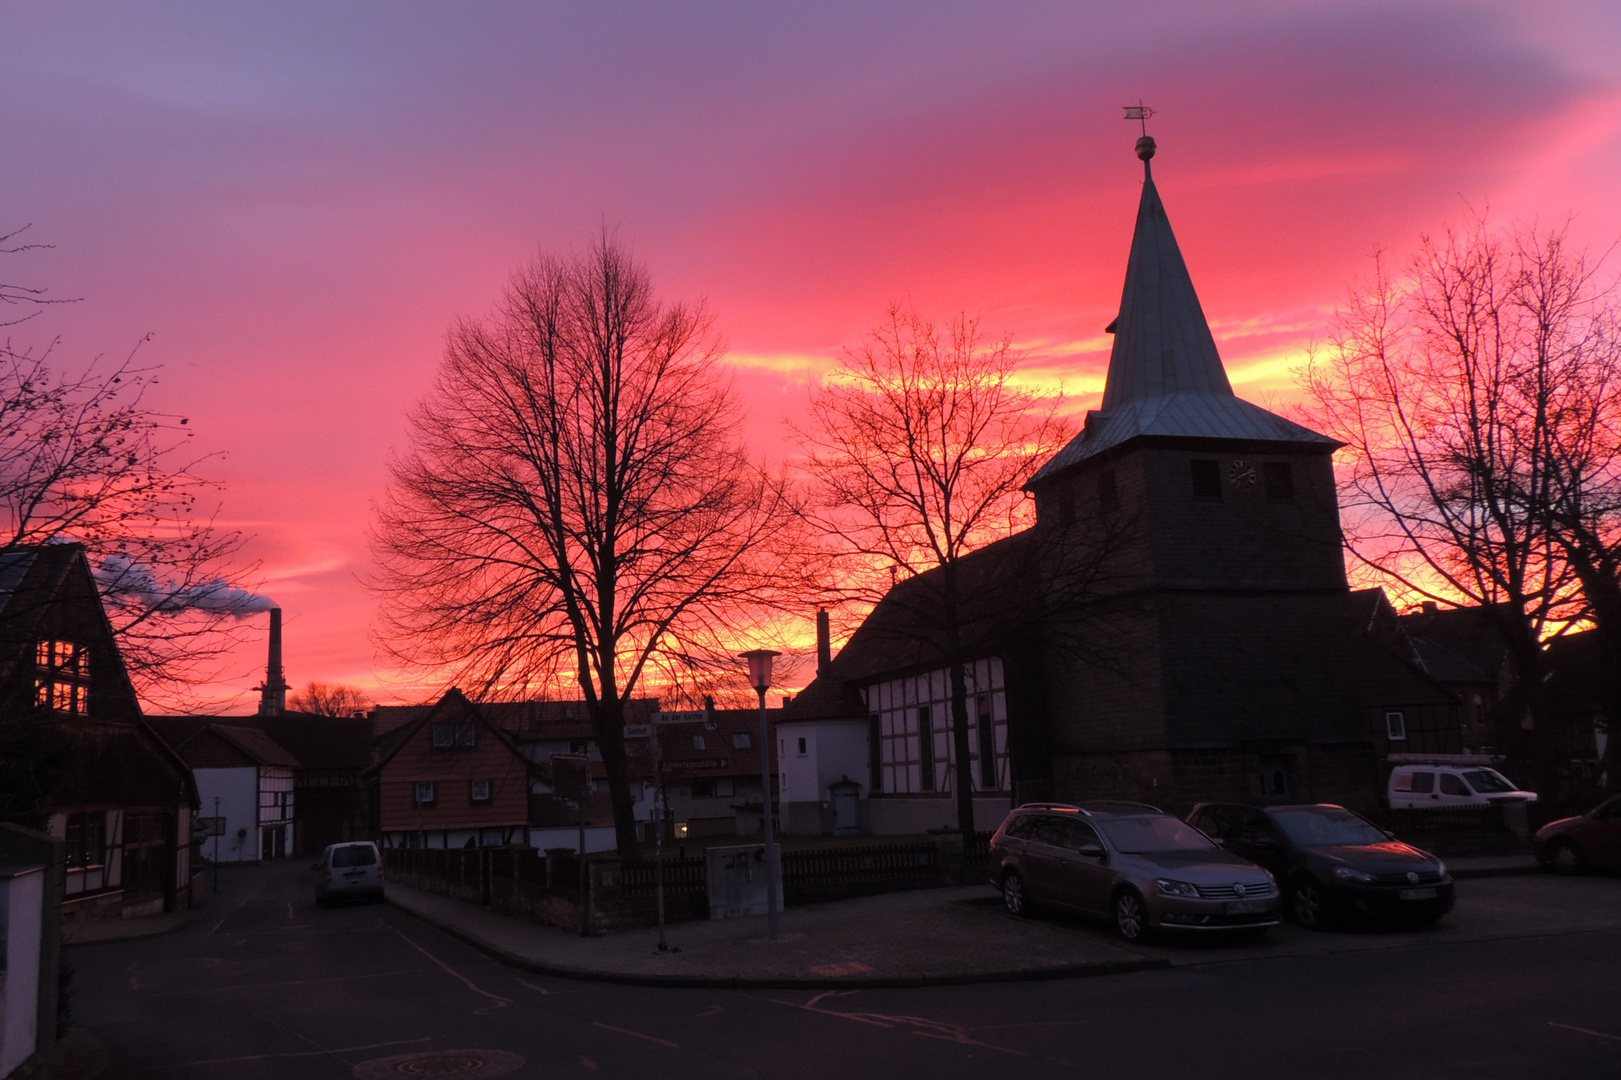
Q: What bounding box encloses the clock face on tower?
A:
[1228,460,1256,490]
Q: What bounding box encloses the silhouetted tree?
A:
[373,238,797,857]
[289,682,372,717]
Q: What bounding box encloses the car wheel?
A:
[1548,839,1586,875]
[1113,889,1150,943]
[1002,871,1033,917]
[1292,879,1330,931]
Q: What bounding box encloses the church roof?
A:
[1032,139,1337,484]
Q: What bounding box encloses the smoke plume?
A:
[96,554,275,617]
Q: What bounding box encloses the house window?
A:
[692,734,706,750]
[1264,461,1294,501]
[714,778,734,798]
[569,740,588,754]
[1098,469,1119,513]
[796,737,807,756]
[977,695,998,789]
[430,722,476,748]
[1385,711,1408,742]
[917,705,935,792]
[692,779,714,798]
[469,779,492,804]
[65,811,105,870]
[1191,459,1223,500]
[414,782,437,806]
[35,639,91,716]
[732,732,751,750]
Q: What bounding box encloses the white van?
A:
[314,841,385,906]
[1388,764,1537,810]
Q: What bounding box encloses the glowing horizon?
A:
[3,3,1617,711]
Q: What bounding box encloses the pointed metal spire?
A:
[1101,137,1234,407]
[1029,136,1338,485]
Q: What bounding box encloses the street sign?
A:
[195,816,225,838]
[623,723,652,739]
[651,710,706,725]
[551,753,592,801]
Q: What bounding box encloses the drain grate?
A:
[353,1050,525,1078]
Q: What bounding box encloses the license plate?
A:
[1225,900,1267,914]
[1399,887,1437,900]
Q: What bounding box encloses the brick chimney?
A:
[816,609,832,677]
[256,607,289,716]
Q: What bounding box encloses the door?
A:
[1591,797,1621,868]
[1054,818,1112,916]
[830,784,860,836]
[1226,808,1289,878]
[1436,771,1478,808]
[1021,816,1070,904]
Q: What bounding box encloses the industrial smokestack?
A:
[257,607,289,716]
[816,609,831,677]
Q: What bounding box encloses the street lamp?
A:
[739,648,781,940]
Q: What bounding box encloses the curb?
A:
[388,896,1171,989]
[1448,863,1542,880]
[63,913,199,948]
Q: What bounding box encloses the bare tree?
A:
[1,332,264,701]
[1298,217,1620,797]
[289,682,373,718]
[373,237,798,857]
[794,305,1074,836]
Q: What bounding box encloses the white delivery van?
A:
[314,841,385,905]
[1388,764,1537,810]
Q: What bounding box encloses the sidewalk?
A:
[387,853,1555,988]
[386,882,1168,988]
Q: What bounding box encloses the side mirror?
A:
[1077,843,1105,858]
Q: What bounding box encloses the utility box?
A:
[705,843,780,921]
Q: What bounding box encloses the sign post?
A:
[551,753,592,936]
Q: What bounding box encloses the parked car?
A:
[314,841,385,906]
[988,801,1279,943]
[1534,793,1621,874]
[1186,802,1454,930]
[1387,763,1536,810]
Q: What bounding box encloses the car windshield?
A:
[331,845,377,868]
[1270,807,1387,847]
[1463,769,1517,794]
[1096,816,1216,854]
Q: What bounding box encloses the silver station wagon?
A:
[988,801,1279,942]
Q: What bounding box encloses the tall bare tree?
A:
[1299,217,1620,796]
[795,305,1074,836]
[373,238,796,857]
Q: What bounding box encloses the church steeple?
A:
[1101,135,1234,408]
[1030,136,1337,486]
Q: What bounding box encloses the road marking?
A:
[808,961,875,976]
[513,976,554,995]
[1549,1021,1621,1043]
[593,1022,679,1049]
[578,1056,599,1071]
[389,927,511,1014]
[286,902,295,920]
[694,1005,724,1018]
[143,1036,432,1070]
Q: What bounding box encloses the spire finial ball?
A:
[1136,135,1156,161]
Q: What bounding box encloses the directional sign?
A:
[622,724,652,739]
[195,816,225,838]
[551,753,592,802]
[651,710,707,725]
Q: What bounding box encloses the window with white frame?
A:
[430,722,476,748]
[414,781,437,806]
[731,732,751,749]
[469,779,492,803]
[1385,711,1407,741]
[865,659,1010,795]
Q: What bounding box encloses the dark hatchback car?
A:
[989,801,1279,942]
[1534,793,1621,874]
[1186,803,1454,930]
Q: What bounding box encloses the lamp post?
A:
[740,648,781,940]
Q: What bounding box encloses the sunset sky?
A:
[4,2,1619,711]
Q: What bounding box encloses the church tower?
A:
[1024,135,1373,809]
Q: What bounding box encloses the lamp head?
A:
[739,649,781,692]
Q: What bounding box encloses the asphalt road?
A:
[68,861,1621,1080]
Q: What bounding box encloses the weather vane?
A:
[1123,102,1154,136]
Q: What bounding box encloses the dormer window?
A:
[430,721,477,748]
[35,639,90,715]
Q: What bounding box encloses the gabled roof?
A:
[146,712,375,771]
[364,688,534,778]
[1397,604,1512,685]
[1032,142,1337,484]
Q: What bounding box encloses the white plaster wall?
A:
[0,867,45,1078]
[194,767,259,863]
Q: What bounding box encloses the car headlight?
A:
[1331,866,1376,885]
[1154,878,1199,897]
[1435,861,1449,880]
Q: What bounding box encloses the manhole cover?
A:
[353,1050,525,1078]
